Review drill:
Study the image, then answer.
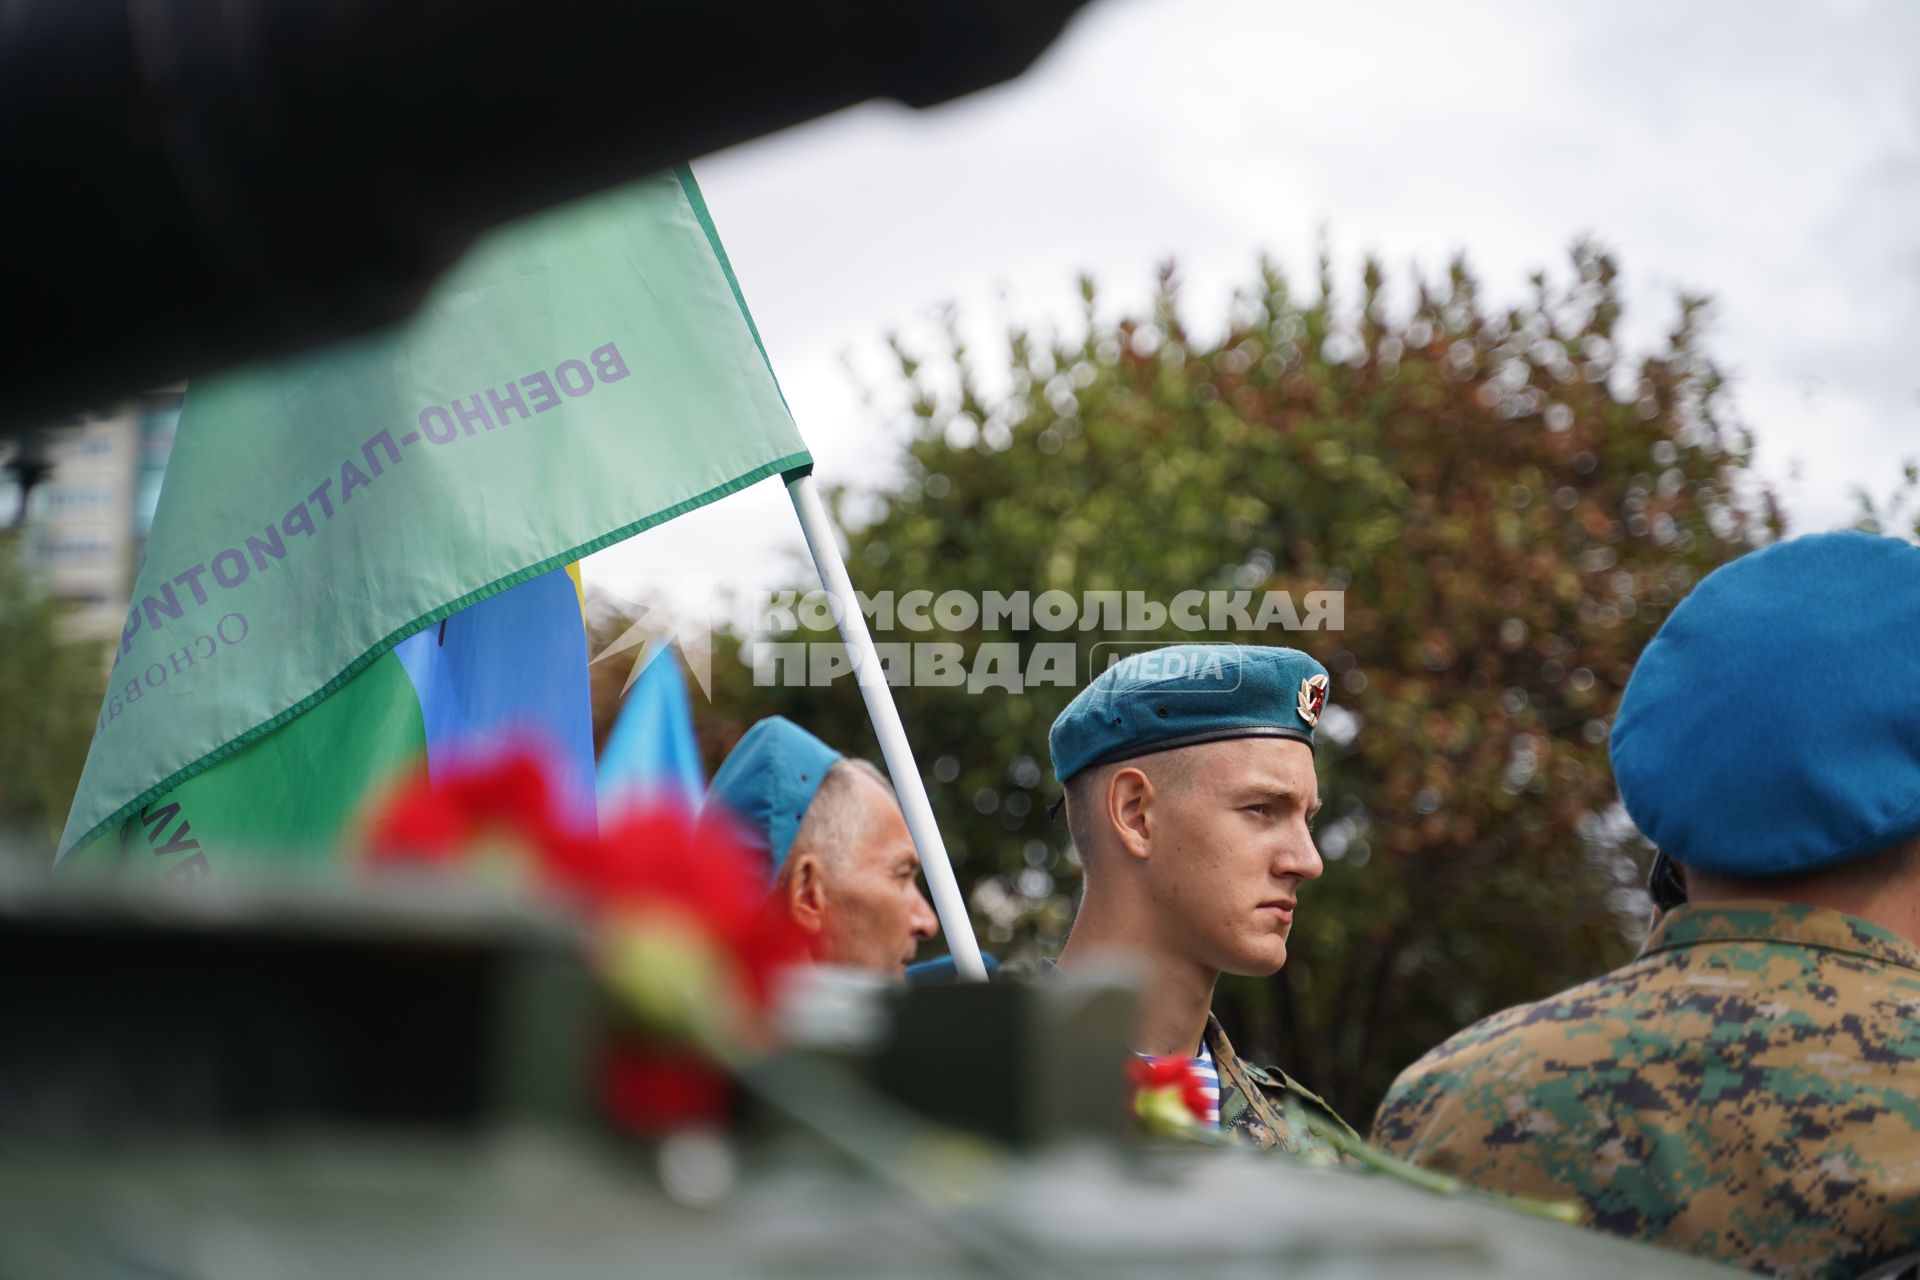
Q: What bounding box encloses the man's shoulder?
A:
[1368,916,1920,1271]
[1251,1061,1357,1139]
[1398,964,1642,1076]
[1373,918,1920,1149]
[1369,962,1652,1149]
[1384,912,1920,1094]
[1207,1019,1357,1158]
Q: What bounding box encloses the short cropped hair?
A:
[1062,749,1194,866]
[788,757,891,868]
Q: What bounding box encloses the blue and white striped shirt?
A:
[1191,1041,1221,1127]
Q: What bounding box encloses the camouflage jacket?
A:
[1371,902,1920,1280]
[1032,958,1356,1158]
[1206,1015,1357,1161]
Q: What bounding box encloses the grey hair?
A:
[789,757,892,867]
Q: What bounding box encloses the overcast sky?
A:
[586,0,1920,612]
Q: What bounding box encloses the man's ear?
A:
[782,852,829,936]
[1106,766,1154,862]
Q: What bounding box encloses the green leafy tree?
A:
[0,536,108,860]
[702,245,1780,1121]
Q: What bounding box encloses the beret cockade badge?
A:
[1297,672,1329,727]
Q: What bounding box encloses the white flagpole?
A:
[786,471,988,982]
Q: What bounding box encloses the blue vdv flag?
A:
[598,644,706,818]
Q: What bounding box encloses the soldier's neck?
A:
[1686,849,1920,948]
[1058,900,1217,1059]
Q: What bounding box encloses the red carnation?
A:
[363,750,567,862]
[1127,1055,1210,1123]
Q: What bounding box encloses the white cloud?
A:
[588,0,1919,603]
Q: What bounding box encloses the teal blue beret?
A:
[1611,531,1920,877]
[1048,644,1329,784]
[703,716,842,872]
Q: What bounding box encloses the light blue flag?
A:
[597,644,706,818]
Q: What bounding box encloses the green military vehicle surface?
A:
[0,875,1739,1279]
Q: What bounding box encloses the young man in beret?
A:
[1371,531,1920,1278]
[1049,643,1355,1154]
[705,716,937,979]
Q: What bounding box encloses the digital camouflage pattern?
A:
[1371,902,1920,1279]
[1032,956,1358,1158]
[1207,1016,1357,1161]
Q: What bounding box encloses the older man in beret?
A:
[705,716,937,978]
[1049,642,1355,1154]
[1371,531,1920,1278]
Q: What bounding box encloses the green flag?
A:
[59,169,808,874]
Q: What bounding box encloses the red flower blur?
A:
[1127,1055,1211,1124]
[363,749,809,1131]
[366,752,804,991]
[601,1047,732,1135]
[365,753,561,861]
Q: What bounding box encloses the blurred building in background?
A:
[0,388,180,641]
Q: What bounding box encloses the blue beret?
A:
[1049,644,1330,784]
[1611,531,1920,877]
[703,716,843,873]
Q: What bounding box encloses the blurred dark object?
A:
[0,0,1091,434]
[0,875,1736,1277]
[0,875,596,1137]
[1647,849,1688,912]
[873,970,1129,1147]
